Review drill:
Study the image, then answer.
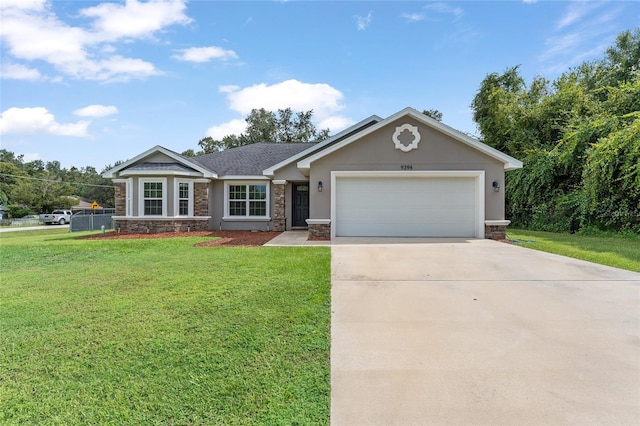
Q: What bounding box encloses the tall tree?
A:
[471,66,526,152]
[422,109,443,122]
[471,28,640,233]
[191,108,330,154]
[602,28,640,86]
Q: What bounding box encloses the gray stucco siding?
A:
[270,161,309,181]
[308,117,506,221]
[208,179,283,231]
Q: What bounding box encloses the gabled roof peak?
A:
[102,145,217,179]
[297,107,523,171]
[263,114,383,176]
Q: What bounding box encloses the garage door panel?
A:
[336,221,475,238]
[335,176,478,237]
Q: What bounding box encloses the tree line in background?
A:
[472,28,639,234]
[0,150,115,217]
[183,108,332,156]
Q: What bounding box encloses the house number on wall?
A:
[401,164,413,170]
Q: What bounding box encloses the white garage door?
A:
[335,175,478,237]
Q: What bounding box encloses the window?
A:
[139,178,166,216]
[175,180,193,216]
[229,185,247,216]
[226,183,268,218]
[248,185,267,216]
[178,183,189,215]
[144,181,163,215]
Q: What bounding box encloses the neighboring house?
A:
[73,198,93,210]
[103,107,522,240]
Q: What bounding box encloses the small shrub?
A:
[7,205,32,219]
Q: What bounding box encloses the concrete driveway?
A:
[331,238,640,425]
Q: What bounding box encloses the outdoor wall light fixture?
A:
[317,181,323,192]
[492,181,501,192]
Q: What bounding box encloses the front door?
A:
[292,183,310,227]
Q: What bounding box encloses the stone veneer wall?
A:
[113,219,208,233]
[308,223,508,240]
[114,182,126,216]
[272,183,286,232]
[308,223,331,240]
[194,182,208,216]
[485,224,508,240]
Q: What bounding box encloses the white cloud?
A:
[172,46,238,63]
[79,0,192,42]
[317,116,355,132]
[73,105,118,118]
[0,0,45,12]
[424,2,463,20]
[21,153,42,163]
[205,118,247,140]
[522,0,538,4]
[95,56,160,81]
[0,63,42,80]
[0,107,89,137]
[101,45,117,54]
[402,2,463,25]
[402,13,425,23]
[539,2,621,73]
[0,0,190,82]
[555,1,597,30]
[219,85,240,93]
[1,8,88,65]
[538,33,582,62]
[557,14,580,30]
[356,11,373,31]
[224,79,345,120]
[208,79,353,138]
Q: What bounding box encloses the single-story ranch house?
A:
[103,107,522,240]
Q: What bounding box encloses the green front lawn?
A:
[0,229,330,425]
[507,229,640,272]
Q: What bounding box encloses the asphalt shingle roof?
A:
[189,142,317,176]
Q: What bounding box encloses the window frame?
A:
[126,178,133,216]
[138,178,167,217]
[174,179,194,217]
[224,181,270,220]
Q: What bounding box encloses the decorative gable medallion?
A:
[392,123,421,152]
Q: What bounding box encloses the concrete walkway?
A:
[331,238,640,425]
[263,230,330,246]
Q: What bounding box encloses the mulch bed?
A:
[83,230,282,247]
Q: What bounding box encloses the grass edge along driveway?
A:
[508,228,640,273]
[0,229,330,425]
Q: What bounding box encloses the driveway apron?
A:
[330,238,640,425]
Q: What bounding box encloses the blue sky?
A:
[1,0,638,170]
